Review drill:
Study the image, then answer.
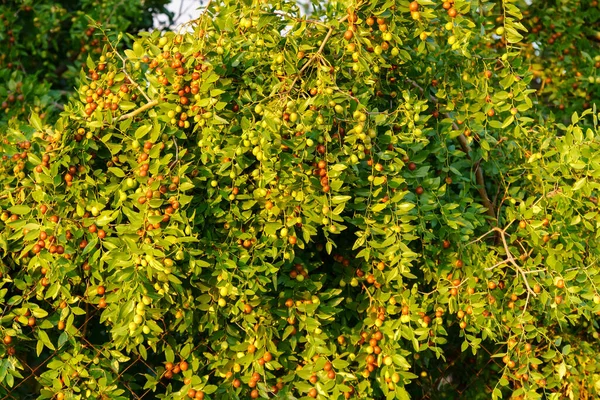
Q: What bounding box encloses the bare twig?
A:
[468,220,514,246]
[117,100,159,121]
[179,0,213,29]
[492,226,536,298]
[272,10,329,28]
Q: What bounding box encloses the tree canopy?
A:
[1,0,600,399]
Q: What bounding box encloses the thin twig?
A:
[98,26,152,103]
[492,227,536,297]
[117,100,159,121]
[109,42,151,102]
[180,0,213,29]
[485,259,510,271]
[272,10,329,28]
[286,15,349,94]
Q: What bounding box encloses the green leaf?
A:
[109,167,126,177]
[30,113,42,131]
[135,124,153,139]
[37,329,55,351]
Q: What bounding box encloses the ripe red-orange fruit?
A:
[448,8,458,18]
[344,30,354,40]
[409,1,419,12]
[180,360,189,371]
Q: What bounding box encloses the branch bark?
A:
[117,100,158,121]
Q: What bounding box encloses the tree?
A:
[0,0,172,127]
[0,0,599,399]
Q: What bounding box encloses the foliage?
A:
[1,0,600,399]
[0,0,172,126]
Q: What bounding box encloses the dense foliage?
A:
[0,0,172,126]
[1,0,600,399]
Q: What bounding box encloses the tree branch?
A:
[492,226,537,316]
[286,15,349,93]
[406,78,496,222]
[117,100,158,121]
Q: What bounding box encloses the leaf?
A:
[331,195,351,204]
[108,167,126,177]
[557,362,567,379]
[164,346,175,363]
[8,205,31,215]
[135,124,153,139]
[96,211,118,227]
[37,329,55,350]
[203,385,217,394]
[30,113,42,131]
